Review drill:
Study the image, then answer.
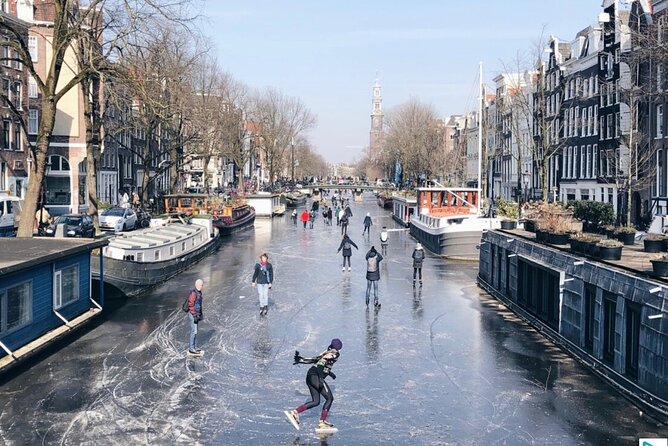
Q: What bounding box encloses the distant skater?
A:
[337,234,359,272]
[340,213,349,235]
[379,226,389,255]
[284,338,343,432]
[309,210,316,229]
[326,207,333,226]
[412,243,425,287]
[185,279,204,356]
[291,209,297,225]
[252,253,274,316]
[365,246,383,308]
[301,209,309,230]
[362,212,372,236]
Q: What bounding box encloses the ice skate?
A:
[284,409,300,430]
[315,419,338,434]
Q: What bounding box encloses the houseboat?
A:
[283,191,307,208]
[163,193,255,236]
[409,186,501,260]
[392,194,417,227]
[91,217,221,297]
[0,238,108,373]
[246,192,286,218]
[377,193,393,210]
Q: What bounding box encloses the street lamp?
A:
[291,137,295,182]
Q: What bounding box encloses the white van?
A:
[0,193,22,237]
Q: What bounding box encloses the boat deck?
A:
[502,228,666,281]
[106,225,203,249]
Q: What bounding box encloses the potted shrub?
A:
[644,234,665,253]
[650,254,668,277]
[602,224,615,238]
[596,239,623,261]
[615,226,636,246]
[535,202,572,245]
[497,198,518,230]
[570,233,601,255]
[570,200,614,233]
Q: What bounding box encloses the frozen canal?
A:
[0,194,663,445]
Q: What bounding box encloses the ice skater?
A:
[412,243,425,286]
[379,226,389,255]
[365,246,383,308]
[309,210,316,229]
[340,213,349,235]
[252,253,274,316]
[337,234,358,271]
[362,212,373,236]
[185,279,204,356]
[284,338,343,432]
[291,209,297,225]
[300,209,309,230]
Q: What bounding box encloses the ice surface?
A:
[0,193,662,445]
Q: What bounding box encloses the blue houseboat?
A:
[0,238,108,372]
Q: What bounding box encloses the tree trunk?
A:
[169,142,179,193]
[141,135,151,204]
[17,97,57,237]
[82,75,101,233]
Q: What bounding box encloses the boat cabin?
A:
[416,187,480,217]
[0,238,108,372]
[392,195,417,227]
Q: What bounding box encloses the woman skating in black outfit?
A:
[284,338,342,431]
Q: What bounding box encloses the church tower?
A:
[368,78,384,180]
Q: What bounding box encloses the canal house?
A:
[479,230,668,420]
[0,238,108,372]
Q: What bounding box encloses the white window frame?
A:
[28,76,38,98]
[28,36,37,62]
[28,109,38,135]
[0,280,32,333]
[657,104,664,139]
[53,264,79,310]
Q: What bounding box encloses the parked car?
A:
[44,214,94,238]
[99,207,137,232]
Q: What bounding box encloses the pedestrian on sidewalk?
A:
[337,234,358,271]
[380,226,389,255]
[185,279,204,356]
[365,246,383,308]
[300,209,309,230]
[284,338,343,432]
[340,213,349,235]
[412,243,425,287]
[362,212,373,236]
[252,253,274,316]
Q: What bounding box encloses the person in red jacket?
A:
[300,209,309,230]
[186,279,204,356]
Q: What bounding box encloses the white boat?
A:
[409,63,501,260]
[392,194,417,227]
[91,218,221,297]
[246,192,286,217]
[409,187,501,260]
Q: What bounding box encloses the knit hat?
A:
[367,212,370,216]
[330,338,343,350]
[416,243,423,250]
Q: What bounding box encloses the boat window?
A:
[192,238,195,247]
[54,264,79,309]
[123,254,134,261]
[154,250,160,260]
[136,252,143,262]
[170,246,175,256]
[182,241,186,251]
[0,280,32,332]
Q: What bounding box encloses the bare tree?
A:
[0,0,199,236]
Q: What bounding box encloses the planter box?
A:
[651,259,668,277]
[597,246,623,261]
[535,229,547,242]
[616,232,635,246]
[500,220,517,230]
[644,239,664,253]
[547,232,570,245]
[570,239,584,254]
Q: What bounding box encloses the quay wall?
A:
[478,230,668,420]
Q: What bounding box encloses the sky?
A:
[204,1,605,164]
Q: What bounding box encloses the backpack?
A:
[344,240,351,250]
[380,231,388,242]
[367,255,378,272]
[181,294,190,313]
[414,250,424,262]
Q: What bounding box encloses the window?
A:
[615,112,620,137]
[169,246,175,256]
[11,82,20,109]
[600,83,606,107]
[13,122,20,151]
[594,106,599,135]
[28,77,37,98]
[625,302,641,380]
[657,104,664,138]
[586,145,592,178]
[54,264,79,309]
[583,284,596,353]
[154,250,160,260]
[181,241,186,252]
[0,281,32,333]
[2,120,9,148]
[607,114,613,139]
[582,107,588,136]
[28,36,37,61]
[603,293,617,364]
[136,252,143,262]
[1,43,9,67]
[28,109,38,134]
[580,146,586,178]
[12,49,20,70]
[659,64,664,92]
[0,0,8,13]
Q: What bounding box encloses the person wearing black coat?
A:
[412,243,425,286]
[336,234,358,271]
[362,213,373,236]
[365,246,383,308]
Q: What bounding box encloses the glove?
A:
[293,350,302,365]
[328,372,336,380]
